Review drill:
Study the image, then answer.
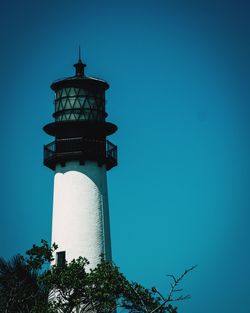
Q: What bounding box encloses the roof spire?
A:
[74,45,86,77]
[78,45,82,63]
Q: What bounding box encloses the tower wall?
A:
[51,160,112,267]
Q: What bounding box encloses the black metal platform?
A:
[44,137,117,171]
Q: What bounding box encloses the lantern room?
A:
[53,87,106,122]
[43,56,118,171]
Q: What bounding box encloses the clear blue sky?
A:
[0,1,249,312]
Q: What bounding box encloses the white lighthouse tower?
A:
[43,55,117,268]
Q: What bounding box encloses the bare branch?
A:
[149,265,197,313]
[152,287,165,301]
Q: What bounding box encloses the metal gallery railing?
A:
[44,137,117,168]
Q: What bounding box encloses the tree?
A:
[0,254,47,313]
[0,240,196,312]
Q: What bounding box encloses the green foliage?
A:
[45,257,124,313]
[25,240,58,271]
[0,240,195,313]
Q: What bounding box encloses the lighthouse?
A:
[43,54,117,268]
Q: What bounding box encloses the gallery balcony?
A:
[44,137,117,171]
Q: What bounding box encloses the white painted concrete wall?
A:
[51,160,112,268]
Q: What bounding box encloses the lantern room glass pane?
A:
[66,99,70,109]
[68,88,77,97]
[69,98,76,108]
[61,89,66,97]
[65,88,71,96]
[60,98,66,109]
[78,97,85,106]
